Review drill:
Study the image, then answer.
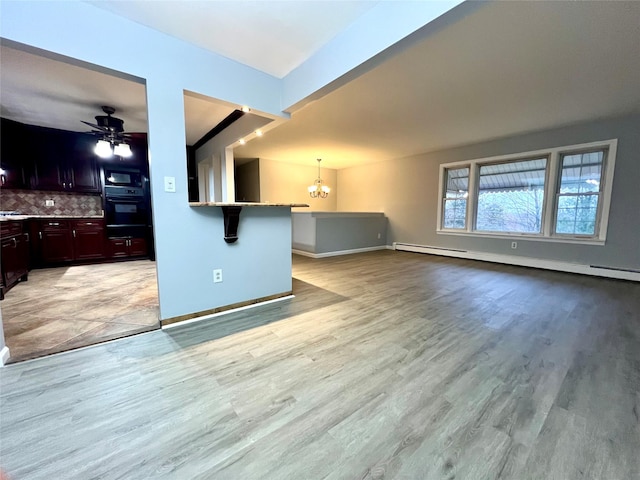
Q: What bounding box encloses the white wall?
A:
[259,158,337,212]
[338,114,640,271]
[1,1,292,320]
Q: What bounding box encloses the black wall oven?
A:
[103,166,150,230]
[104,189,149,227]
[102,164,155,260]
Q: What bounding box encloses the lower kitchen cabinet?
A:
[39,220,74,263]
[0,220,29,299]
[108,237,147,259]
[72,220,105,260]
[35,218,106,265]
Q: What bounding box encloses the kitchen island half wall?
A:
[292,212,388,258]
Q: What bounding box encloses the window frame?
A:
[436,139,617,245]
[441,166,470,231]
[552,148,608,239]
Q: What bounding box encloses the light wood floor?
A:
[0,251,638,479]
[1,260,159,363]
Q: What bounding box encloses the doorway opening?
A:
[0,42,160,363]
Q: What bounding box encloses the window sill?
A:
[436,229,605,246]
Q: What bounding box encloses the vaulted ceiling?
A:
[1,1,638,169]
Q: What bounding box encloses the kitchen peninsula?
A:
[189,202,308,243]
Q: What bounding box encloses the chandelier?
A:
[307,158,331,198]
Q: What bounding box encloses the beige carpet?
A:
[2,260,159,363]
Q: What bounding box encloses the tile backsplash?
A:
[0,190,103,216]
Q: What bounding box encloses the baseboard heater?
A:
[590,265,640,274]
[395,243,467,253]
[393,242,640,282]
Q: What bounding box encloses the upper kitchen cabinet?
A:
[66,133,101,192]
[0,118,27,189]
[27,124,100,193]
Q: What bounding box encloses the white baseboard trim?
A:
[292,245,388,259]
[1,346,11,367]
[161,295,295,330]
[394,242,640,282]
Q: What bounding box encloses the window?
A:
[476,158,547,234]
[442,167,469,229]
[437,140,616,244]
[555,151,604,236]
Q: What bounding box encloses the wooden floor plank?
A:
[1,250,639,479]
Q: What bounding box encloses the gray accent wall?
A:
[337,114,640,271]
[292,212,387,254]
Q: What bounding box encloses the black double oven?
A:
[103,166,153,257]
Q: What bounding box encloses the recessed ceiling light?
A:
[239,139,246,145]
[255,130,263,137]
[241,106,251,113]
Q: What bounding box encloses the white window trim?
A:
[436,139,617,244]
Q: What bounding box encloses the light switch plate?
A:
[45,199,55,207]
[164,176,176,193]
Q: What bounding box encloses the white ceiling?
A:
[0,45,148,134]
[1,1,639,170]
[236,0,640,168]
[85,0,379,78]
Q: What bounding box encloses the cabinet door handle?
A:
[24,233,29,242]
[69,182,73,188]
[73,229,76,238]
[49,222,59,226]
[12,238,17,248]
[1,174,5,186]
[63,182,66,188]
[39,231,43,240]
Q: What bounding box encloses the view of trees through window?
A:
[555,151,603,235]
[440,145,610,239]
[443,167,468,229]
[476,158,547,233]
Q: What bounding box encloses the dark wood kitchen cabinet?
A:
[108,237,147,258]
[0,119,27,189]
[0,220,29,299]
[72,219,105,260]
[28,127,100,193]
[38,220,74,263]
[35,219,106,264]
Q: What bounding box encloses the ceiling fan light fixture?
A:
[94,139,113,158]
[114,142,132,158]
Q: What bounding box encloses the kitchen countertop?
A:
[0,215,104,221]
[189,202,309,207]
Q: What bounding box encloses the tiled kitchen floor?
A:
[2,260,159,363]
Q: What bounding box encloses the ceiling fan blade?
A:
[81,120,108,131]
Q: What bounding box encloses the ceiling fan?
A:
[81,106,135,158]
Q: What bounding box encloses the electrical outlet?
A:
[511,241,518,249]
[45,199,55,207]
[213,269,223,283]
